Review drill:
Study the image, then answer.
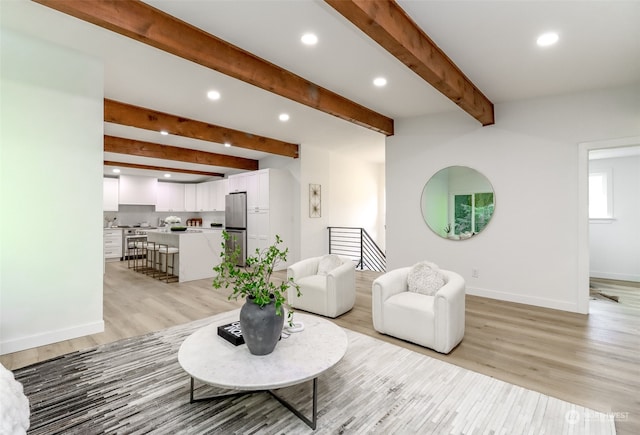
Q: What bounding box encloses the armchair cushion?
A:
[295,275,327,310]
[317,254,343,275]
[384,291,436,347]
[407,261,445,296]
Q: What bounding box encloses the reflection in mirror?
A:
[421,166,495,240]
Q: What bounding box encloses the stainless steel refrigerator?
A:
[225,192,247,266]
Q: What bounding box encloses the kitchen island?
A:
[147,229,224,283]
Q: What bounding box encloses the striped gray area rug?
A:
[14,316,615,434]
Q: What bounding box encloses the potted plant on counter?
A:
[212,231,300,355]
[164,216,186,231]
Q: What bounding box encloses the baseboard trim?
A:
[0,321,105,355]
[467,286,580,313]
[590,271,640,283]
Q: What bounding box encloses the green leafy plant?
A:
[212,231,300,324]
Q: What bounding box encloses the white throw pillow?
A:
[317,254,343,275]
[407,261,445,296]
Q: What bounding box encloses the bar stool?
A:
[126,239,138,270]
[157,244,179,283]
[142,241,161,277]
[133,240,149,272]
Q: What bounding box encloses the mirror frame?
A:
[420,166,495,240]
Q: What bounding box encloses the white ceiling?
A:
[3,0,639,182]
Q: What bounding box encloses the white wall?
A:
[589,155,640,281]
[0,29,104,354]
[377,163,386,250]
[386,84,640,313]
[298,145,332,258]
[296,144,385,260]
[242,145,387,263]
[329,153,385,248]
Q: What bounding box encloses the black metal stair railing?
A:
[328,227,386,272]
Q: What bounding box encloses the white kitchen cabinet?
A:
[246,172,258,209]
[230,170,269,210]
[118,175,158,205]
[246,168,293,270]
[195,179,227,211]
[103,177,119,211]
[247,209,269,255]
[156,182,186,212]
[246,170,270,211]
[184,184,197,211]
[257,172,269,209]
[213,179,228,211]
[196,181,214,211]
[103,228,122,260]
[228,172,248,193]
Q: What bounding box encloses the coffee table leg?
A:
[189,377,252,404]
[269,377,318,430]
[188,376,319,430]
[190,377,194,403]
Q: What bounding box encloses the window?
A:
[453,192,494,234]
[589,170,613,219]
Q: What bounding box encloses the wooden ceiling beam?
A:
[33,0,394,136]
[103,161,223,178]
[105,99,298,159]
[104,135,258,171]
[325,0,494,126]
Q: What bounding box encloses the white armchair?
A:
[372,266,465,354]
[287,255,356,318]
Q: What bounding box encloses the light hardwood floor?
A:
[2,261,639,434]
[591,277,640,309]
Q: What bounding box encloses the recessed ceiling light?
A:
[301,33,318,45]
[112,168,120,173]
[224,142,231,148]
[373,77,387,87]
[207,90,221,100]
[279,113,290,122]
[160,130,169,136]
[164,173,171,178]
[537,32,559,47]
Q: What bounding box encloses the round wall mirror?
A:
[420,166,495,240]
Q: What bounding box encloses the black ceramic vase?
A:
[239,295,284,355]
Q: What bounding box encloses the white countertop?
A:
[150,229,219,235]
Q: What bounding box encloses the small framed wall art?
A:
[309,183,321,218]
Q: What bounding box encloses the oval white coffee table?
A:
[178,309,348,429]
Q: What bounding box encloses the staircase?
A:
[328,227,386,272]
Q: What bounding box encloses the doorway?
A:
[578,136,640,313]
